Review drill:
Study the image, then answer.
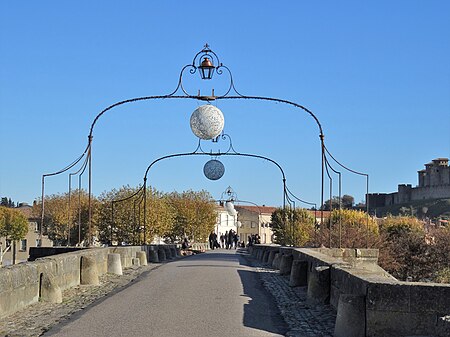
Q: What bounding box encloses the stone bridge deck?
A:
[1,249,334,337]
[1,245,449,336]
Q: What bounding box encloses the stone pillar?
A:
[257,249,264,261]
[40,273,62,303]
[279,254,293,276]
[272,253,281,269]
[267,250,276,265]
[158,248,166,262]
[165,247,173,259]
[252,247,258,257]
[307,265,330,304]
[136,251,148,266]
[334,294,366,337]
[171,247,178,258]
[149,249,159,263]
[289,260,308,287]
[107,253,123,275]
[80,256,99,285]
[263,250,270,263]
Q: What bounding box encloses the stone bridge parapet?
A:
[249,244,450,337]
[0,244,180,319]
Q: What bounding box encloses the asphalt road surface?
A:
[44,249,288,337]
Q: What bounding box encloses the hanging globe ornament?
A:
[203,159,225,181]
[190,105,224,140]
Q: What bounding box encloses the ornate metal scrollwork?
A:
[173,44,243,98]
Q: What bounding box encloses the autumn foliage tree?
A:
[312,209,379,248]
[377,216,450,282]
[33,190,95,246]
[271,208,315,246]
[167,190,216,242]
[96,187,216,245]
[0,206,29,264]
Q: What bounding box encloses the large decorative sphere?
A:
[203,159,225,180]
[190,105,224,140]
[224,201,237,216]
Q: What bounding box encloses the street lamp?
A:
[199,57,215,80]
[196,43,218,80]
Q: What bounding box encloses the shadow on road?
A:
[237,267,288,335]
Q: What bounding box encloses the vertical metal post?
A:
[88,135,93,246]
[78,174,82,245]
[320,134,325,247]
[40,175,45,247]
[68,175,72,246]
[366,175,369,248]
[111,201,114,245]
[143,178,147,245]
[338,173,342,249]
[329,177,332,248]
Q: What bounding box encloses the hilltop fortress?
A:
[368,158,450,207]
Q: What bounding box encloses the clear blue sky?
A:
[1,1,449,208]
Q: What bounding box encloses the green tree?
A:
[0,206,29,264]
[342,195,355,209]
[321,195,355,210]
[271,207,315,246]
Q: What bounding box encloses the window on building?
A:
[251,222,256,228]
[20,239,27,252]
[32,222,39,233]
[36,239,41,247]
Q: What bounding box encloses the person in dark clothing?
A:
[247,236,253,247]
[233,233,238,249]
[182,237,190,249]
[220,234,225,248]
[225,231,229,249]
[228,230,234,249]
[209,231,217,250]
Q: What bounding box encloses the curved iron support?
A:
[67,152,90,246]
[40,143,90,245]
[324,145,370,248]
[42,45,372,251]
[324,152,342,248]
[134,141,289,245]
[111,184,145,245]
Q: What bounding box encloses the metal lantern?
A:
[203,159,225,180]
[190,105,224,140]
[199,56,215,80]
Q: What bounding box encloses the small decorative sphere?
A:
[203,159,225,180]
[190,105,224,140]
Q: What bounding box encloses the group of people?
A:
[209,230,241,250]
[246,234,261,246]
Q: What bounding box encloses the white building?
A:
[214,204,278,245]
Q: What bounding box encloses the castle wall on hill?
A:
[368,158,450,208]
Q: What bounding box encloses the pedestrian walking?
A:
[233,232,238,249]
[209,231,217,250]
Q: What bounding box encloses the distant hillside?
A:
[372,198,450,219]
